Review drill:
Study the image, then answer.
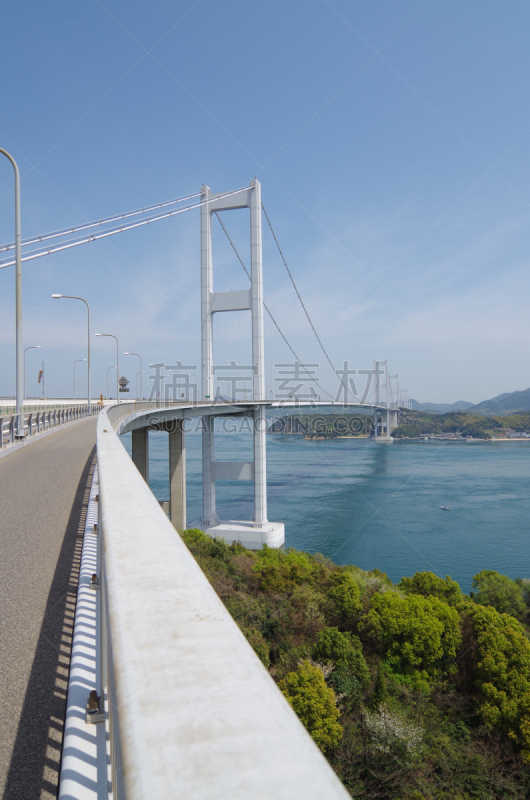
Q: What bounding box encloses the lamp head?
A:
[52,294,62,299]
[36,345,42,349]
[95,333,102,337]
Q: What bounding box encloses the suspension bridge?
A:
[0,178,407,799]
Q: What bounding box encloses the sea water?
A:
[121,431,530,592]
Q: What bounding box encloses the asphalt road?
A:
[0,418,97,799]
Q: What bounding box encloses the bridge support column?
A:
[131,427,149,482]
[168,421,186,531]
[253,406,267,526]
[201,416,217,527]
[375,410,393,442]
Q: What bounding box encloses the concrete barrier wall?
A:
[97,405,349,799]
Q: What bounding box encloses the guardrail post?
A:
[0,418,3,449]
[11,415,16,443]
[28,413,32,437]
[53,409,56,427]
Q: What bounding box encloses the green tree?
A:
[472,570,526,619]
[399,571,464,608]
[470,604,530,761]
[279,660,343,751]
[329,571,362,623]
[313,626,370,687]
[359,592,461,690]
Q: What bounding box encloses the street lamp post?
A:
[0,149,23,434]
[52,294,91,408]
[24,345,41,400]
[74,358,87,399]
[107,365,117,399]
[96,334,119,400]
[136,370,146,400]
[124,352,142,399]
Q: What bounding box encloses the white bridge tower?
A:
[194,179,284,548]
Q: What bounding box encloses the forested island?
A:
[182,529,530,799]
[392,410,530,440]
[268,411,530,440]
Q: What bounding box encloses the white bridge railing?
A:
[77,401,349,799]
[0,404,99,449]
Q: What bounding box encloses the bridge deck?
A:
[0,417,96,799]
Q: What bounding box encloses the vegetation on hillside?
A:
[391,410,530,439]
[182,529,530,799]
[268,410,530,440]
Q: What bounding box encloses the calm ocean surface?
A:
[122,431,530,593]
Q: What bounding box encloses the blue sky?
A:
[1,0,529,402]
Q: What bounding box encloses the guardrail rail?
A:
[0,404,99,449]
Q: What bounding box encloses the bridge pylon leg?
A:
[253,406,267,527]
[201,416,217,527]
[131,427,149,481]
[168,420,186,531]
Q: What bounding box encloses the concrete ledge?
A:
[97,407,348,799]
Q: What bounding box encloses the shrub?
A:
[252,547,315,592]
[244,627,270,668]
[181,527,208,546]
[279,659,343,751]
[363,705,423,763]
[370,662,389,709]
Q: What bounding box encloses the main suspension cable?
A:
[214,211,336,402]
[261,202,354,401]
[0,191,203,253]
[0,187,249,269]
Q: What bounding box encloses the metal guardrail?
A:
[84,401,349,799]
[0,404,100,449]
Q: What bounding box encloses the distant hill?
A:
[410,399,474,413]
[410,389,530,417]
[469,388,530,416]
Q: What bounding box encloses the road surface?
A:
[0,418,97,799]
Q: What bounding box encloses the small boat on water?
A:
[441,506,450,511]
